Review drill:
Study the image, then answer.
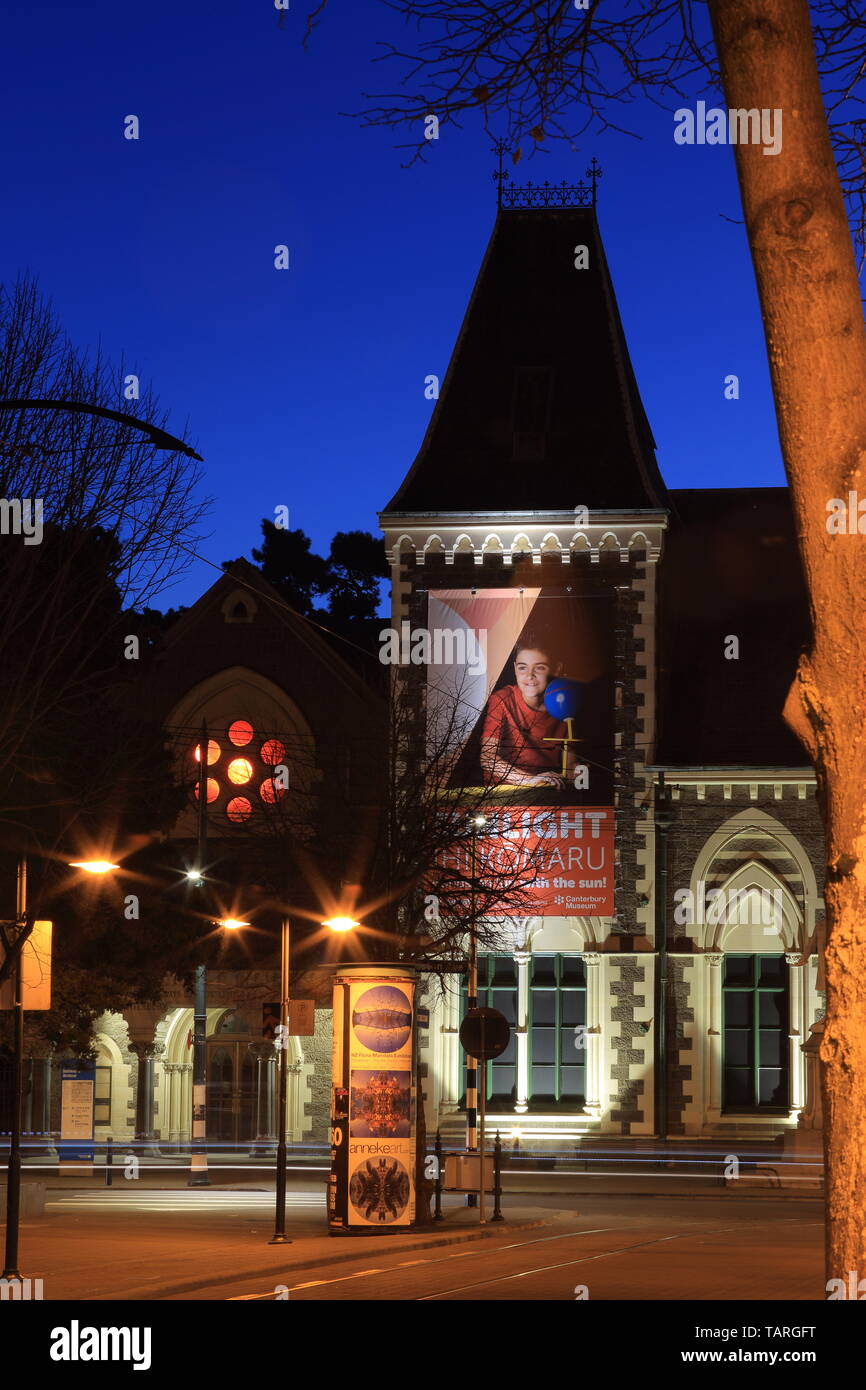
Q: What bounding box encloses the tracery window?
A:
[192,723,288,823]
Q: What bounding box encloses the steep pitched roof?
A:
[157,558,383,712]
[384,205,667,514]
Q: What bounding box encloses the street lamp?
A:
[321,916,360,933]
[269,913,361,1246]
[3,855,118,1280]
[188,718,213,1188]
[464,814,486,1208]
[0,399,202,461]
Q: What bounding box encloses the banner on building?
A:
[329,966,417,1233]
[427,588,615,915]
[435,804,614,916]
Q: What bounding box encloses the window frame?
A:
[527,953,587,1110]
[722,952,789,1114]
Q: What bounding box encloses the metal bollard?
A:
[433,1130,443,1221]
[105,1135,113,1187]
[492,1130,503,1221]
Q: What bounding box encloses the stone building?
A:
[5,558,383,1156]
[5,180,825,1175]
[379,174,824,1164]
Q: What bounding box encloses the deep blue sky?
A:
[1,0,786,609]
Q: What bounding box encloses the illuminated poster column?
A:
[329,964,418,1234]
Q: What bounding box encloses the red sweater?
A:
[480,684,565,775]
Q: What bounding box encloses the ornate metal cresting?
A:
[493,140,602,208]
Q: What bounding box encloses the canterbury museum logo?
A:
[379,621,486,674]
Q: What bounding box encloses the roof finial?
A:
[586,157,603,206]
[492,138,510,208]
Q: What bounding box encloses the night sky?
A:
[1,0,785,609]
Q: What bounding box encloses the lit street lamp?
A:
[269,913,361,1246]
[465,814,486,1209]
[2,855,118,1280]
[321,916,359,933]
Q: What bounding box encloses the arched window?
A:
[722,954,789,1112]
[215,1010,251,1034]
[189,722,289,822]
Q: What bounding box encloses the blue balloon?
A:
[544,678,581,721]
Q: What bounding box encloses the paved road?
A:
[170,1196,824,1302]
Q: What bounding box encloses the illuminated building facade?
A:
[380,184,825,1165]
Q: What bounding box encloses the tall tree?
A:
[0,276,209,791]
[307,0,866,1281]
[238,521,388,628]
[325,530,389,625]
[241,521,331,618]
[0,276,208,1044]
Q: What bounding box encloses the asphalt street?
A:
[188,1194,825,1302]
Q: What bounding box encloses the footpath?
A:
[3,1162,823,1301]
[6,1184,552,1301]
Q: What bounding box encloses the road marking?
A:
[416,1223,786,1300]
[223,1227,618,1300]
[227,1268,384,1300]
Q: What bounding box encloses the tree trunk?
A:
[708,0,866,1285]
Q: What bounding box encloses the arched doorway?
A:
[207,1010,256,1146]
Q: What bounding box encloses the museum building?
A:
[4,177,826,1172]
[381,173,825,1164]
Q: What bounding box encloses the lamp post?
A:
[269,915,292,1245]
[188,719,211,1187]
[0,399,202,460]
[2,857,28,1280]
[465,814,486,1208]
[3,855,117,1280]
[269,913,360,1245]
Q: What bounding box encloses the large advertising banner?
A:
[436,805,614,916]
[330,966,417,1233]
[427,588,615,916]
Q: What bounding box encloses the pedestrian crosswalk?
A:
[47,1189,325,1213]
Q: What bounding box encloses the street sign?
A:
[416,1007,430,1028]
[289,999,315,1036]
[459,1007,510,1060]
[264,999,316,1039]
[59,1062,95,1174]
[0,920,53,1010]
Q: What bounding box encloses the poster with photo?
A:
[427,588,615,916]
[330,972,417,1229]
[350,1070,412,1138]
[349,981,414,1068]
[328,977,348,1226]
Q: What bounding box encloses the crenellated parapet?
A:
[380,511,668,568]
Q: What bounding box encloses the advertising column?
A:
[329,964,417,1233]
